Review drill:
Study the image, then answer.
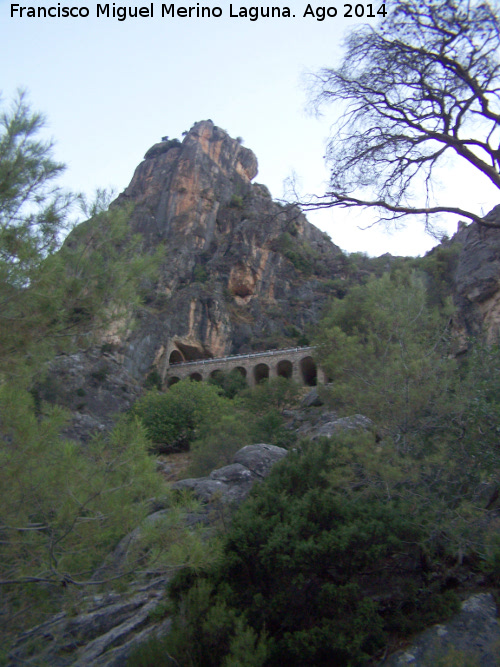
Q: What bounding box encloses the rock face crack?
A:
[72,595,162,665]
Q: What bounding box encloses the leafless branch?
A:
[306,0,500,229]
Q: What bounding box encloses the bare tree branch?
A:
[307,0,500,230]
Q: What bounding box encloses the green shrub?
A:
[0,384,163,636]
[193,265,209,283]
[314,271,456,452]
[162,435,459,667]
[144,368,162,390]
[241,377,301,414]
[188,412,253,477]
[230,195,244,209]
[208,369,248,399]
[275,232,319,276]
[415,241,461,308]
[131,380,228,452]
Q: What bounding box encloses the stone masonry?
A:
[165,346,325,388]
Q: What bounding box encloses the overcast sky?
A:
[2,0,499,256]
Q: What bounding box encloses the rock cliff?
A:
[110,120,344,382]
[453,210,500,346]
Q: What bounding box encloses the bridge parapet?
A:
[165,346,325,388]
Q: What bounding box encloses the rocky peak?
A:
[108,122,345,382]
[117,120,258,248]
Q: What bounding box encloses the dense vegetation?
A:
[0,92,302,647]
[128,263,500,666]
[0,94,158,381]
[140,436,463,666]
[2,90,500,666]
[0,92,175,645]
[132,375,300,474]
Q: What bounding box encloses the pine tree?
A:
[0,91,157,379]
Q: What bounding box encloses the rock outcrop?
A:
[34,349,143,442]
[8,444,288,667]
[106,121,345,381]
[454,215,500,345]
[173,443,288,504]
[283,406,374,440]
[384,593,500,667]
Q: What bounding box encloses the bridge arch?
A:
[254,363,269,384]
[276,359,293,380]
[190,372,202,382]
[300,356,317,386]
[164,346,322,389]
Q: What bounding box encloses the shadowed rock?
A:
[384,593,500,667]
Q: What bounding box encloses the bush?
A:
[275,232,319,276]
[208,369,248,399]
[144,368,162,390]
[314,271,456,452]
[193,265,209,283]
[230,195,244,208]
[162,435,460,667]
[188,412,253,477]
[241,377,301,414]
[131,380,228,452]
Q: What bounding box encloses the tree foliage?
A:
[208,368,248,399]
[458,341,500,472]
[131,379,230,452]
[0,91,72,275]
[0,385,165,632]
[0,93,174,642]
[314,271,455,451]
[133,435,465,667]
[133,376,300,472]
[240,376,301,415]
[0,92,157,379]
[308,0,500,230]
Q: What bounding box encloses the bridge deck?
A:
[170,346,314,368]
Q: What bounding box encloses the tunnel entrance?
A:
[300,356,317,386]
[176,342,208,362]
[277,359,293,380]
[169,350,184,365]
[254,363,270,384]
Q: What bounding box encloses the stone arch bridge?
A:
[165,346,325,388]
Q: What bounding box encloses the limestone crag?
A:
[454,212,500,345]
[111,121,344,382]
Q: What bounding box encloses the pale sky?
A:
[1,0,499,256]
